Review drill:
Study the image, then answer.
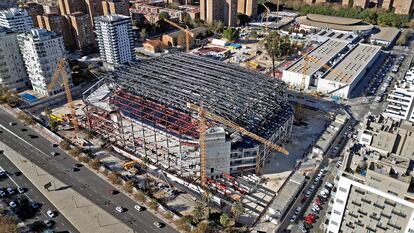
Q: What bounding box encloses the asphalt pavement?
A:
[0,156,78,233]
[0,108,178,233]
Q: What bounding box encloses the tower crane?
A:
[163,18,194,53]
[48,58,78,133]
[186,103,289,186]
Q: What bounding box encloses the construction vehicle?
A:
[48,58,78,133]
[186,103,289,186]
[123,160,140,175]
[163,18,194,53]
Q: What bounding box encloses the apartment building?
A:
[0,27,29,91]
[0,8,34,33]
[95,14,133,65]
[102,0,129,16]
[237,0,257,18]
[0,1,17,10]
[18,28,70,96]
[68,12,95,51]
[85,0,104,26]
[20,2,45,27]
[58,0,86,15]
[37,13,74,49]
[384,67,414,123]
[200,0,237,27]
[327,115,414,233]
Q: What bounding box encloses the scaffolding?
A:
[83,53,294,180]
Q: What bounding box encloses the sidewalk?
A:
[0,141,133,233]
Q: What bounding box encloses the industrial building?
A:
[83,53,293,181]
[326,115,414,233]
[282,39,380,99]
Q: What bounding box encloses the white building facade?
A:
[0,27,28,90]
[18,28,70,96]
[384,68,414,123]
[95,14,133,65]
[0,8,33,33]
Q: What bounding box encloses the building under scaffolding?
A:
[83,53,294,182]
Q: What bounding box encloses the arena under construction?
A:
[83,53,294,184]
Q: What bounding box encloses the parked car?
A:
[6,187,14,195]
[46,210,56,218]
[294,206,302,215]
[17,187,25,194]
[9,201,17,208]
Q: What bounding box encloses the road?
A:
[276,116,356,233]
[0,108,178,233]
[0,156,78,233]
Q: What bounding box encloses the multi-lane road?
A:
[0,108,178,233]
[0,156,78,233]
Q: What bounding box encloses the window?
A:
[339,187,348,193]
[336,198,344,204]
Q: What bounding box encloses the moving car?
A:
[134,205,143,211]
[115,206,124,213]
[154,222,163,228]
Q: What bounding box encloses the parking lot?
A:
[0,155,77,233]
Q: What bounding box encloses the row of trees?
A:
[284,1,410,27]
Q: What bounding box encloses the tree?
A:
[140,28,148,40]
[88,159,101,170]
[159,12,170,21]
[237,13,251,26]
[219,213,230,228]
[263,31,281,78]
[202,188,212,219]
[192,221,212,233]
[59,140,71,150]
[0,216,18,233]
[192,202,206,223]
[16,112,35,125]
[165,212,174,221]
[207,20,224,34]
[223,28,240,41]
[175,215,193,232]
[123,180,135,193]
[148,199,159,210]
[134,191,146,202]
[108,172,121,185]
[69,147,81,157]
[231,201,245,220]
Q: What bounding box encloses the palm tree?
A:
[231,200,245,220]
[202,188,212,219]
[263,32,281,78]
[192,201,206,223]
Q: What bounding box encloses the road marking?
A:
[0,124,50,158]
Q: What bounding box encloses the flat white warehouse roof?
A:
[324,44,381,84]
[287,39,349,76]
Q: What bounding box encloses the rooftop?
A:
[286,39,349,76]
[95,14,130,23]
[324,44,381,84]
[89,53,293,140]
[296,14,373,32]
[370,27,400,42]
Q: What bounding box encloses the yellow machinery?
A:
[49,114,64,123]
[48,58,78,133]
[186,103,289,186]
[164,18,194,53]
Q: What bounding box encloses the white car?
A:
[311,206,319,213]
[46,210,55,218]
[9,201,17,208]
[0,190,5,197]
[153,222,163,228]
[17,187,24,194]
[313,204,321,211]
[43,220,53,227]
[115,206,124,213]
[134,205,143,211]
[290,214,297,223]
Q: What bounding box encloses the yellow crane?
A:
[163,18,194,53]
[186,103,289,186]
[48,58,78,133]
